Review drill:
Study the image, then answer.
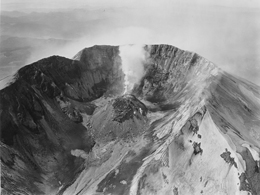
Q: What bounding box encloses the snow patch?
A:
[71,149,88,159]
[242,143,260,161]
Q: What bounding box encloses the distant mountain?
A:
[0,35,70,80]
[1,45,260,195]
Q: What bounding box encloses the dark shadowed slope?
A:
[1,45,260,195]
[1,46,124,194]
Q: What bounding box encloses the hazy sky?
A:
[1,0,260,10]
[1,0,260,85]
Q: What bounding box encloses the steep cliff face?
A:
[135,45,205,102]
[1,44,260,195]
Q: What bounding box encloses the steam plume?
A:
[119,44,148,94]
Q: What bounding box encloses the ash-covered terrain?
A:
[1,44,260,195]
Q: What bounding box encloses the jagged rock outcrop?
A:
[112,94,147,123]
[88,94,148,143]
